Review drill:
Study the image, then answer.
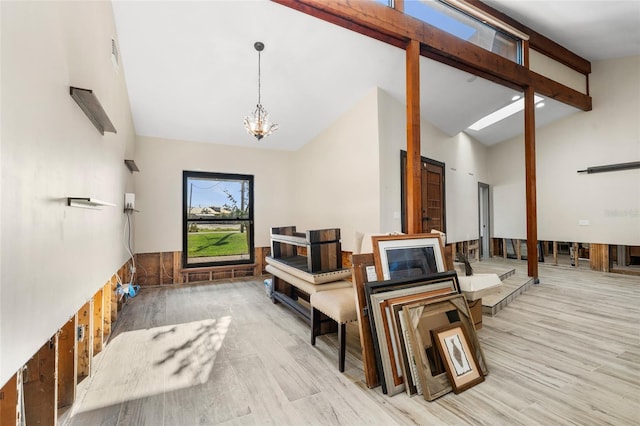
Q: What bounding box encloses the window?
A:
[404,0,522,63]
[183,171,254,267]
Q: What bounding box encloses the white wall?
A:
[291,88,381,252]
[134,136,296,252]
[377,89,405,233]
[530,49,587,94]
[377,90,490,243]
[134,89,380,256]
[489,55,640,245]
[487,136,527,239]
[1,1,136,386]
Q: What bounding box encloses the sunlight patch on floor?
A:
[75,316,231,413]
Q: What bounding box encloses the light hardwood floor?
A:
[65,260,640,425]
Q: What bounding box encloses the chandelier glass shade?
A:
[244,42,278,140]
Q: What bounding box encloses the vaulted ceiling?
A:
[112,1,640,151]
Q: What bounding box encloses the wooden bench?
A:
[180,263,257,283]
[265,257,357,371]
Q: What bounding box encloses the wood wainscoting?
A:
[489,239,638,276]
[134,247,353,286]
[134,247,273,286]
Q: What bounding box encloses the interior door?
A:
[421,161,445,233]
[401,151,445,234]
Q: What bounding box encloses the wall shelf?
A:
[70,87,117,135]
[67,198,116,209]
[124,159,139,173]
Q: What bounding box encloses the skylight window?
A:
[403,0,522,64]
[468,95,544,131]
[405,1,476,40]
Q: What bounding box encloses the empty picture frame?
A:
[365,271,460,395]
[432,322,484,393]
[372,234,446,281]
[402,294,488,401]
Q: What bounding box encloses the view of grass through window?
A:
[183,171,254,267]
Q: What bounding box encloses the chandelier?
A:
[244,41,278,140]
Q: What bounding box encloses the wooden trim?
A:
[522,39,530,69]
[406,39,422,234]
[524,86,538,279]
[256,246,271,275]
[529,70,591,111]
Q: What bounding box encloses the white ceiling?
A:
[112,0,640,151]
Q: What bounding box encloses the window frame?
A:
[182,170,255,268]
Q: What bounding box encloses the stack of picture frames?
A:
[353,234,488,400]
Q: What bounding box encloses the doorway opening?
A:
[478,182,490,259]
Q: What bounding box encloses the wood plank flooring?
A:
[65,261,640,425]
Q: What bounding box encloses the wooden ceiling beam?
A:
[272,0,592,111]
[274,0,407,49]
[464,0,591,74]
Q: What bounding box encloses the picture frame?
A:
[372,234,446,281]
[402,294,488,401]
[365,271,460,395]
[432,322,484,393]
[351,253,380,388]
[388,292,449,396]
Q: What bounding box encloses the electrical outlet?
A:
[124,193,135,210]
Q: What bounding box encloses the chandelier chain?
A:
[243,40,278,141]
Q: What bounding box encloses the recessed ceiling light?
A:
[536,102,545,108]
[468,95,544,131]
[511,95,521,101]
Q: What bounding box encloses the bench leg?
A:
[311,308,320,346]
[338,322,346,372]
